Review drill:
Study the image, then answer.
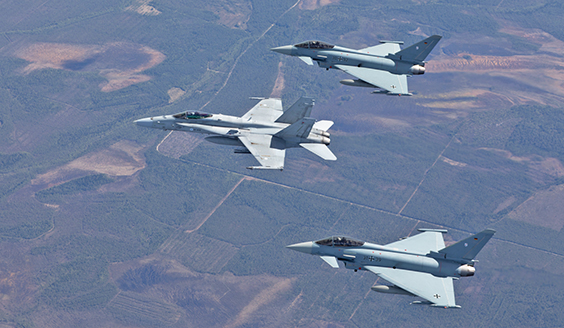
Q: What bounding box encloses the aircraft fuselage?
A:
[134,114,330,147]
[276,45,423,76]
[290,241,475,278]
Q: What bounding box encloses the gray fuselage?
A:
[279,45,422,75]
[295,240,474,278]
[134,114,329,148]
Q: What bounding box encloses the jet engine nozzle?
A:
[321,137,330,145]
[410,65,425,75]
[320,131,330,138]
[456,265,476,277]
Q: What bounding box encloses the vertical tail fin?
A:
[393,35,442,64]
[438,229,495,262]
[275,97,315,124]
[275,117,315,138]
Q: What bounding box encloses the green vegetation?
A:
[0,152,33,172]
[506,105,564,162]
[0,0,563,326]
[39,257,117,310]
[0,219,52,239]
[35,174,114,203]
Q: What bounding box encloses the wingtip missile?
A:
[247,166,284,171]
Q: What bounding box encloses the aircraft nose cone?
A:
[134,117,153,128]
[286,241,314,254]
[271,45,296,56]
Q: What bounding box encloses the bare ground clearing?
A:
[299,0,341,10]
[157,131,204,159]
[208,1,252,29]
[499,25,564,56]
[109,255,296,327]
[14,42,165,92]
[427,52,564,101]
[480,148,564,178]
[125,0,161,16]
[508,184,564,231]
[32,140,146,189]
[168,87,186,103]
[270,62,285,98]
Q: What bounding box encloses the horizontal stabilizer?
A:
[276,97,315,124]
[438,229,496,262]
[392,35,442,64]
[275,117,316,139]
[320,256,339,268]
[300,143,337,161]
[312,120,334,131]
[299,56,314,65]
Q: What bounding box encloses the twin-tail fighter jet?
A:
[287,228,495,308]
[134,97,336,170]
[271,35,442,96]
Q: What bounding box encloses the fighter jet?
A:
[271,35,441,96]
[134,97,336,170]
[287,228,495,308]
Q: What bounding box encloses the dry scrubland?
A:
[0,0,563,327]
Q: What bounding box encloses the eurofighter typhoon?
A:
[287,228,495,308]
[271,35,441,96]
[134,97,336,170]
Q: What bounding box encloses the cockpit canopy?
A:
[315,236,365,247]
[173,111,213,120]
[294,40,334,49]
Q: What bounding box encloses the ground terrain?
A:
[0,0,563,327]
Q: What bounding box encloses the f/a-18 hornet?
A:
[271,35,441,96]
[287,228,495,308]
[134,97,336,170]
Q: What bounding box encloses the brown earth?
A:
[270,62,285,98]
[427,53,564,101]
[0,246,38,313]
[168,87,186,103]
[32,141,146,189]
[299,0,341,10]
[208,1,252,29]
[157,131,203,159]
[499,25,564,56]
[440,156,468,167]
[507,184,564,231]
[15,42,165,92]
[479,148,564,178]
[109,255,296,327]
[125,0,161,16]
